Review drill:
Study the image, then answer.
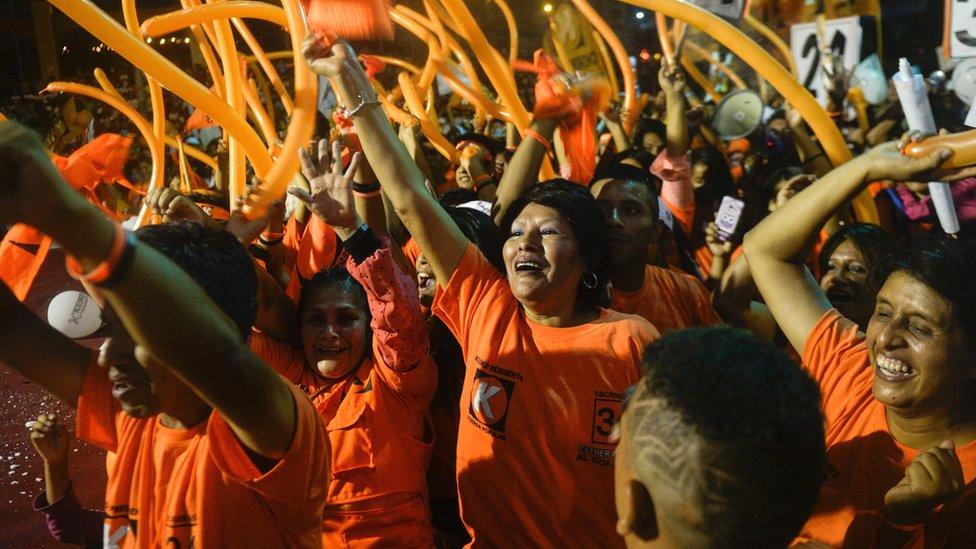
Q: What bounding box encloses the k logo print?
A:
[469,370,515,432]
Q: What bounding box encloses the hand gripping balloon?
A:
[893,58,960,236]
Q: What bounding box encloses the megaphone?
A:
[949,58,976,106]
[711,89,764,140]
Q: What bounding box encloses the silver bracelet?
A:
[342,93,380,117]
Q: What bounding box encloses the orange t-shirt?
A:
[610,264,721,333]
[252,240,437,545]
[251,334,436,546]
[798,310,976,547]
[433,243,660,547]
[75,366,330,548]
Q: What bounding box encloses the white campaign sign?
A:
[947,0,976,58]
[791,16,862,106]
[685,0,748,20]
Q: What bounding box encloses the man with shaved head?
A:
[614,327,826,548]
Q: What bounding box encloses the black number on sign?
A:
[595,407,616,437]
[801,30,849,94]
[830,30,847,59]
[801,33,820,91]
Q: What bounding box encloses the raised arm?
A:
[289,136,429,379]
[743,140,950,353]
[492,117,558,224]
[0,120,297,460]
[305,37,467,288]
[660,63,689,157]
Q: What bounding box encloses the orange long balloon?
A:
[571,0,637,133]
[592,30,620,98]
[203,0,247,212]
[656,12,676,66]
[681,54,722,101]
[398,72,457,162]
[434,0,530,131]
[431,56,513,123]
[243,77,277,147]
[121,0,166,226]
[743,14,798,77]
[620,0,876,223]
[93,68,217,169]
[243,0,316,218]
[47,0,272,176]
[45,82,163,226]
[231,17,294,114]
[683,41,746,90]
[140,2,287,36]
[488,0,519,68]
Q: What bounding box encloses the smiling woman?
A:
[743,139,976,546]
[303,39,660,547]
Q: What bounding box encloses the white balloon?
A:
[47,291,102,339]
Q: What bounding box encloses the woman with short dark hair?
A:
[744,139,976,547]
[305,38,658,548]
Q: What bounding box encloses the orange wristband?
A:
[65,223,126,284]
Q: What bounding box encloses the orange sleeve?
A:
[282,215,306,273]
[248,331,307,383]
[661,196,696,237]
[207,380,330,506]
[431,243,514,351]
[801,310,873,427]
[402,238,421,268]
[75,355,120,453]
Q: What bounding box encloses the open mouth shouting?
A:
[513,256,547,276]
[875,353,917,382]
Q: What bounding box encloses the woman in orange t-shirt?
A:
[255,139,437,547]
[305,40,658,547]
[744,138,976,547]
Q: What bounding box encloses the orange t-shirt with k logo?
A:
[433,244,659,547]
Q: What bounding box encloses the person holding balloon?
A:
[744,135,976,547]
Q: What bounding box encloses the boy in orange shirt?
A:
[0,120,330,548]
[593,168,721,333]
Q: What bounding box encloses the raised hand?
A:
[705,221,733,258]
[658,62,686,98]
[303,35,376,112]
[145,187,213,226]
[862,137,951,183]
[289,138,363,238]
[772,174,817,210]
[29,413,69,464]
[226,179,285,244]
[883,440,966,526]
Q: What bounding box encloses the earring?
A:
[583,271,599,289]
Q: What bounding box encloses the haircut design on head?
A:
[135,221,257,338]
[623,327,825,548]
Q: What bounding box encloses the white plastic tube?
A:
[893,58,960,235]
